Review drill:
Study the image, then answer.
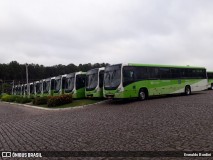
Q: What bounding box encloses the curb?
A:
[1,100,109,111]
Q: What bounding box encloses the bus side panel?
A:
[36,94,42,97]
[123,79,206,98]
[189,79,208,91]
[50,90,54,96]
[42,93,50,97]
[52,92,60,96]
[86,89,103,98]
[172,79,208,93]
[61,89,65,95]
[53,90,67,96]
[123,80,177,97]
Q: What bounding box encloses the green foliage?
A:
[16,97,27,103]
[1,94,32,104]
[29,95,35,99]
[47,94,72,107]
[1,83,12,94]
[15,96,32,104]
[33,96,49,105]
[20,97,31,104]
[15,96,22,103]
[1,94,18,102]
[0,61,109,84]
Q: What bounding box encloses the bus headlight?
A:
[117,87,124,92]
[94,88,100,93]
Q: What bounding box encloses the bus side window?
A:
[124,70,135,81]
[123,67,135,86]
[186,69,194,78]
[159,68,171,79]
[199,69,207,79]
[203,69,207,79]
[133,67,149,80]
[171,68,180,79]
[148,67,160,79]
[180,69,186,78]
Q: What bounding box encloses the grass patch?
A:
[36,99,102,108]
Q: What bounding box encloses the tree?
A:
[1,83,12,94]
[0,61,109,85]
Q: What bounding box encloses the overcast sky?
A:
[0,0,213,70]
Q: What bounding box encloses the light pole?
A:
[25,63,36,97]
[25,63,30,97]
[0,79,3,94]
[12,80,14,95]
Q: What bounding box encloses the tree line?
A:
[0,61,109,85]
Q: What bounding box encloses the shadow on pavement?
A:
[103,91,207,105]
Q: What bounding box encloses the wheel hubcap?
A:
[186,88,190,94]
[140,92,145,99]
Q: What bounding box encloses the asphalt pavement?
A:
[0,90,213,159]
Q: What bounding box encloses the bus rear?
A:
[207,72,213,89]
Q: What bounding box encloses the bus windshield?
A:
[39,82,42,93]
[36,83,41,93]
[43,80,50,93]
[30,84,34,94]
[104,65,121,89]
[55,78,61,92]
[86,69,98,91]
[65,74,75,92]
[24,85,27,93]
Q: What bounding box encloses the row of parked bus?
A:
[12,63,213,100]
[13,67,105,99]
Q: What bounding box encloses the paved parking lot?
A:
[0,90,213,159]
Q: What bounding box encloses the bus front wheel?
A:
[138,89,147,101]
[185,86,191,95]
[211,84,213,90]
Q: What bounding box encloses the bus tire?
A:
[211,84,213,90]
[138,88,147,101]
[185,85,191,95]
